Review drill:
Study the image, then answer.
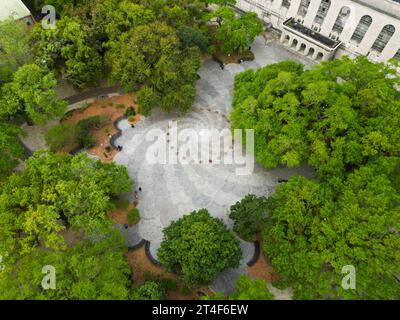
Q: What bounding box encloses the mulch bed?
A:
[247,234,280,283]
[62,93,140,162]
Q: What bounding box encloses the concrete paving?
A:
[114,37,314,293]
[113,224,143,249]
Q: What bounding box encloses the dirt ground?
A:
[63,93,140,162]
[110,203,138,225]
[126,245,213,300]
[247,235,279,283]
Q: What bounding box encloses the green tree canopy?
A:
[0,123,25,178]
[206,8,263,54]
[107,22,201,114]
[263,162,400,299]
[0,64,67,124]
[158,209,242,286]
[31,16,103,87]
[231,57,400,179]
[0,151,133,259]
[230,275,274,300]
[0,19,33,83]
[131,281,166,300]
[229,194,268,241]
[0,229,132,300]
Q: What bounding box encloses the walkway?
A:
[113,36,314,294]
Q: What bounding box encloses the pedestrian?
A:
[139,187,142,192]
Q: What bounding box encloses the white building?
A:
[0,0,34,25]
[235,0,400,62]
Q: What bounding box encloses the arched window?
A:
[351,15,372,43]
[394,49,400,61]
[297,0,311,17]
[314,0,331,25]
[332,6,351,34]
[371,25,395,53]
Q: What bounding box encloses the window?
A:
[351,15,372,43]
[332,7,351,34]
[314,0,331,25]
[394,49,400,61]
[297,0,311,17]
[371,25,395,53]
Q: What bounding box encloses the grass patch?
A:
[128,208,141,226]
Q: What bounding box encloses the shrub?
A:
[124,106,136,117]
[78,102,91,113]
[45,123,77,152]
[177,26,208,52]
[127,208,140,226]
[208,45,217,55]
[75,115,110,149]
[116,104,125,109]
[230,275,274,300]
[143,270,158,282]
[112,198,130,210]
[131,281,166,300]
[160,278,178,291]
[229,194,268,241]
[180,286,192,296]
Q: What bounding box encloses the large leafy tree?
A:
[131,281,166,300]
[0,151,133,258]
[0,19,33,83]
[230,275,274,300]
[229,194,268,241]
[232,57,400,299]
[31,16,103,88]
[263,162,400,299]
[206,7,263,54]
[231,57,400,179]
[104,1,156,41]
[107,22,201,114]
[0,229,132,300]
[158,209,242,286]
[0,64,67,124]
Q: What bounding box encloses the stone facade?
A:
[235,0,400,62]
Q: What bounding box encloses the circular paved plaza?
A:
[114,37,314,293]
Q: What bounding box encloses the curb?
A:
[247,240,261,267]
[128,238,146,252]
[145,240,162,267]
[110,116,128,150]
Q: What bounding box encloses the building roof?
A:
[0,0,31,21]
[284,18,341,49]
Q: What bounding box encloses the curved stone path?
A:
[113,224,144,250]
[113,37,314,294]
